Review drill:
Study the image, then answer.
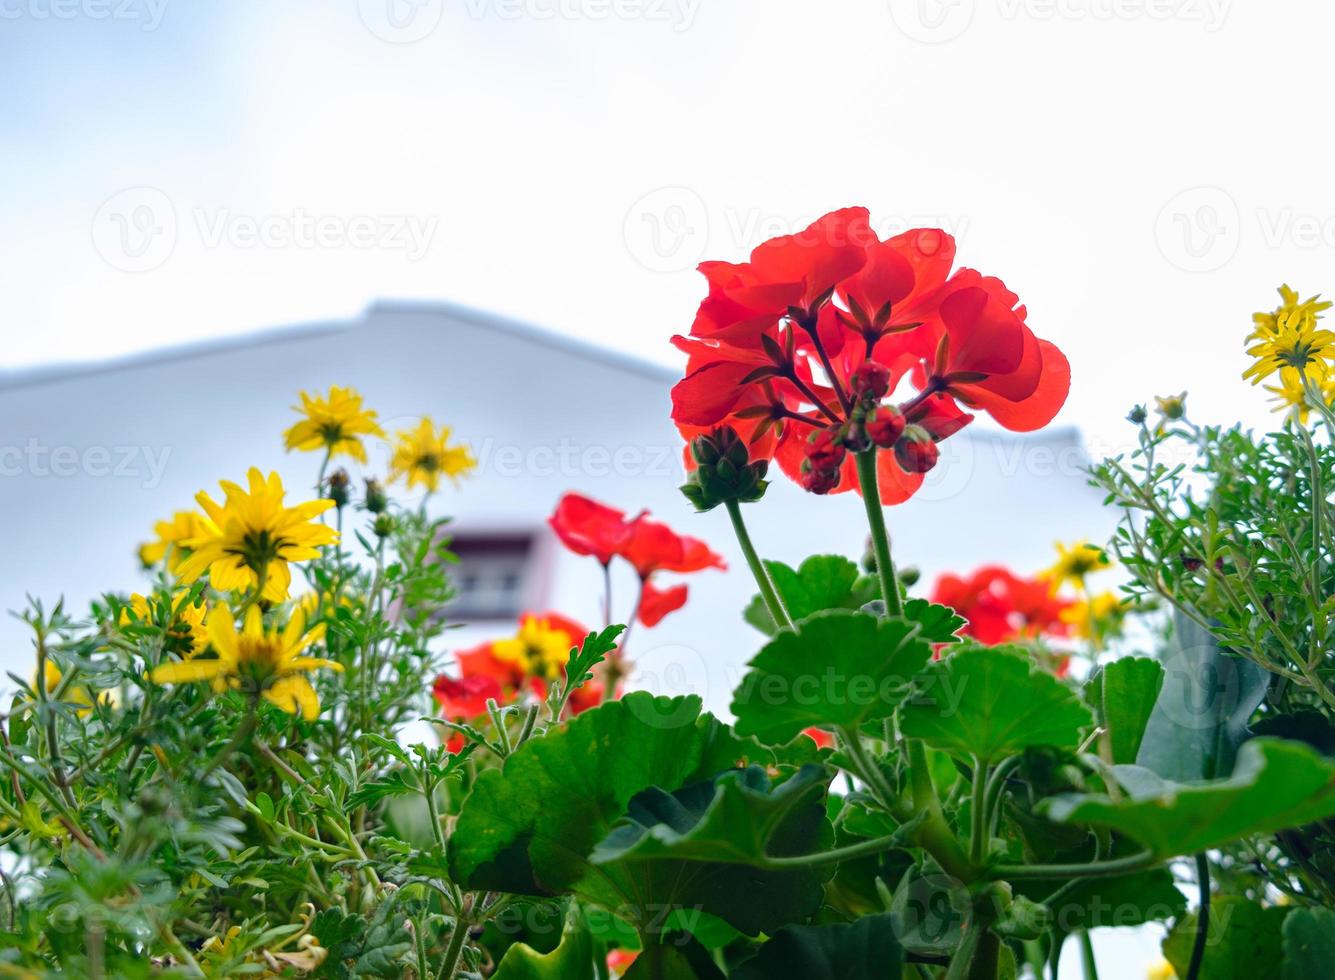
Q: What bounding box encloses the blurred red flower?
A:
[930,566,1073,647]
[548,492,633,564]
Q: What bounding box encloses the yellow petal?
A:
[264,675,320,720]
[151,659,229,684]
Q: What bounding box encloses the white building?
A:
[0,302,1113,713]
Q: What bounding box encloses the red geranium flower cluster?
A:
[432,611,602,750]
[670,207,1070,503]
[930,565,1073,647]
[548,492,725,627]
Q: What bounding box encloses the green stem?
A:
[990,849,1158,881]
[1185,854,1210,980]
[725,500,792,630]
[759,832,907,869]
[944,919,982,980]
[855,450,903,617]
[435,902,471,980]
[1078,930,1099,980]
[969,756,989,865]
[424,777,448,854]
[201,704,258,779]
[968,929,1000,980]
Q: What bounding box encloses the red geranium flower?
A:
[433,611,607,750]
[670,206,1070,505]
[620,515,726,578]
[548,493,633,564]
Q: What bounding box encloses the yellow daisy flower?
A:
[177,469,338,603]
[138,509,207,573]
[121,589,209,656]
[283,385,385,464]
[1244,285,1335,386]
[491,615,573,682]
[150,605,340,720]
[1041,540,1110,591]
[1265,372,1335,423]
[387,418,476,493]
[1060,590,1127,641]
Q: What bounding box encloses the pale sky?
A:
[3,0,1332,456]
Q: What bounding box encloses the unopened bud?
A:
[326,469,351,508]
[849,361,892,401]
[363,478,389,514]
[866,405,905,449]
[893,425,939,474]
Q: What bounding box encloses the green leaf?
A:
[1086,656,1163,765]
[731,610,932,745]
[1136,610,1268,780]
[899,646,1093,764]
[1042,738,1335,858]
[492,908,593,980]
[901,598,967,645]
[623,939,725,980]
[1163,896,1289,980]
[448,693,767,927]
[1282,907,1335,979]
[1022,867,1186,934]
[589,766,831,935]
[743,555,877,635]
[731,914,904,980]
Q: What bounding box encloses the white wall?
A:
[0,301,1114,716]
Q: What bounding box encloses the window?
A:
[446,533,536,621]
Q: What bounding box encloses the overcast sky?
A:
[4,2,1332,452]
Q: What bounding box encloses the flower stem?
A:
[855,449,903,617]
[1184,854,1210,980]
[725,499,793,630]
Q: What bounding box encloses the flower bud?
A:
[373,513,396,538]
[805,426,847,469]
[849,361,891,401]
[1126,404,1148,425]
[800,460,841,495]
[326,468,351,508]
[363,478,389,514]
[680,427,769,512]
[893,425,939,474]
[866,405,905,449]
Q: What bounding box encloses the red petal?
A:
[638,580,689,627]
[955,340,1070,432]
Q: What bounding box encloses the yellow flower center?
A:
[234,634,286,685]
[492,619,571,680]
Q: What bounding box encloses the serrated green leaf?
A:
[731,913,904,980]
[899,646,1092,764]
[731,611,932,745]
[448,693,768,928]
[1042,738,1335,858]
[589,766,831,935]
[743,555,876,636]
